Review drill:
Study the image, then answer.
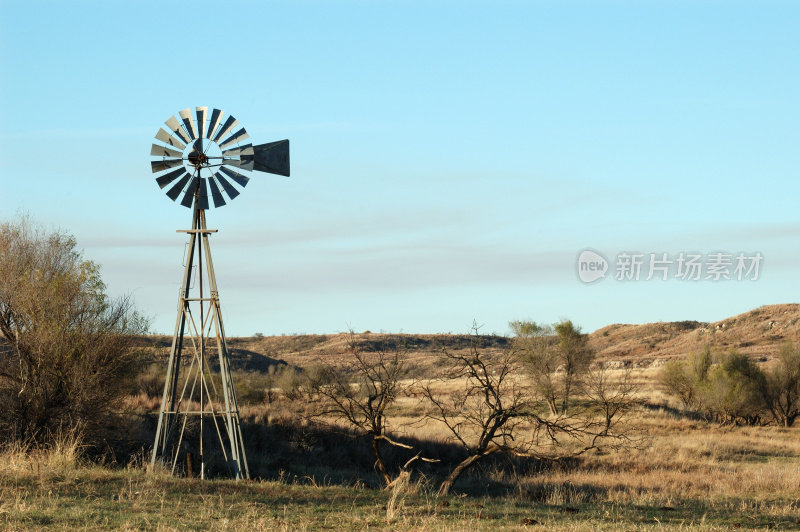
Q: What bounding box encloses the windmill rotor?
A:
[150,107,290,209]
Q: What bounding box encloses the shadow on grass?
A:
[641,402,710,422]
[108,413,573,495]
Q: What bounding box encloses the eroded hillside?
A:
[133,304,800,371]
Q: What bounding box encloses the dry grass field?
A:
[1,393,798,530]
[2,305,800,530]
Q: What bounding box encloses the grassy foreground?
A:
[2,411,799,532]
[1,464,797,531]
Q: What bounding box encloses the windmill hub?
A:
[187,149,208,167]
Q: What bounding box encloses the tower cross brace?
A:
[150,183,249,479]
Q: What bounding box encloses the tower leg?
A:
[151,198,249,479]
[151,208,198,469]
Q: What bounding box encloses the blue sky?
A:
[1,1,798,336]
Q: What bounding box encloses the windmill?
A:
[149,107,289,479]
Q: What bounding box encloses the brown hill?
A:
[590,303,800,364]
[132,304,800,371]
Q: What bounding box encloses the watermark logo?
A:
[577,250,763,284]
[577,249,609,284]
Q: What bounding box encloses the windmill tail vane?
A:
[149,107,290,479]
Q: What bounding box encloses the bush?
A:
[698,352,766,425]
[658,347,711,408]
[661,348,776,425]
[763,343,800,427]
[0,217,147,447]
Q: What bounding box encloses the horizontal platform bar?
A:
[177,229,218,233]
[161,411,240,415]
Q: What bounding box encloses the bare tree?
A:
[422,323,637,496]
[419,333,528,495]
[0,217,147,446]
[305,333,423,486]
[582,366,641,447]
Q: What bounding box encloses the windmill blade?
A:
[179,108,197,140]
[218,127,250,149]
[151,159,183,173]
[166,173,192,201]
[213,171,241,200]
[212,116,238,143]
[208,176,227,207]
[220,166,250,188]
[155,168,187,189]
[222,157,254,172]
[155,128,187,150]
[165,116,191,144]
[207,108,224,139]
[221,144,254,157]
[151,143,183,158]
[197,178,210,210]
[180,175,199,207]
[252,139,290,176]
[192,137,204,153]
[195,107,208,139]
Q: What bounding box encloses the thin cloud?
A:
[215,245,574,294]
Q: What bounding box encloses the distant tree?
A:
[0,217,147,446]
[763,343,800,427]
[508,320,550,338]
[583,365,640,442]
[264,364,304,404]
[512,320,594,415]
[554,321,595,414]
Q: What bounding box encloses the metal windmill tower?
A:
[149,107,289,479]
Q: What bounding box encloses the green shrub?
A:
[698,352,766,425]
[658,347,711,409]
